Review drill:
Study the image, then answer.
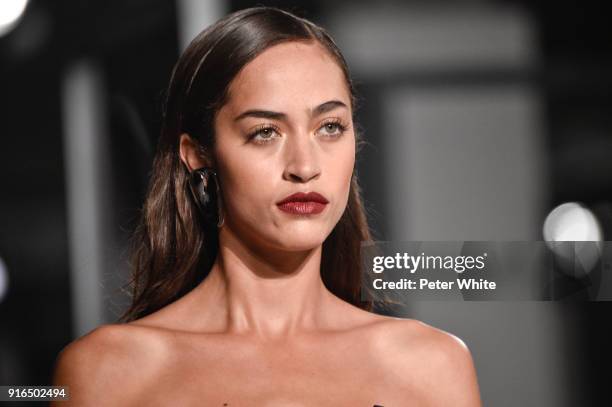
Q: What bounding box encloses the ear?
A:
[179,133,210,172]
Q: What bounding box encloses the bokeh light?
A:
[543,202,603,277]
[0,256,9,303]
[0,0,28,37]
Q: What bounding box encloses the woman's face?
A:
[213,41,355,253]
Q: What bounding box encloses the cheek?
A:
[336,139,356,196]
[323,139,355,222]
[215,147,277,215]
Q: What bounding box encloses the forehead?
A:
[225,41,351,114]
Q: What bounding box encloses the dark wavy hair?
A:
[120,6,374,322]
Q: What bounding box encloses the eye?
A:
[247,119,349,145]
[317,119,349,138]
[247,125,281,144]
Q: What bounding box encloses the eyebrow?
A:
[233,100,348,122]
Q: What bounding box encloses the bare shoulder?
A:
[51,324,168,407]
[368,317,482,406]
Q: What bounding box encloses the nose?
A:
[282,130,321,183]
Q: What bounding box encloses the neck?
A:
[195,225,335,340]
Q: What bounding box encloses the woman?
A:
[53,6,481,406]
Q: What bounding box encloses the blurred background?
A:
[0,0,611,405]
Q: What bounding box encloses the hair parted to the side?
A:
[120,6,375,322]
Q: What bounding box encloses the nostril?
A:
[287,171,319,183]
[283,165,321,183]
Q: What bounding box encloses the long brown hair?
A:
[120,6,374,322]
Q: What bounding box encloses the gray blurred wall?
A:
[327,4,582,406]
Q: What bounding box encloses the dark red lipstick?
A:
[276,192,329,215]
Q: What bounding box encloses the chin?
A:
[269,228,328,252]
[278,239,324,252]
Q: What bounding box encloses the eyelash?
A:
[247,118,349,145]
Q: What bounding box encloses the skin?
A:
[52,41,482,406]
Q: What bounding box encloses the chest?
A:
[143,338,418,406]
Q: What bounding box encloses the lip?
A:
[276,191,329,215]
[277,191,329,205]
